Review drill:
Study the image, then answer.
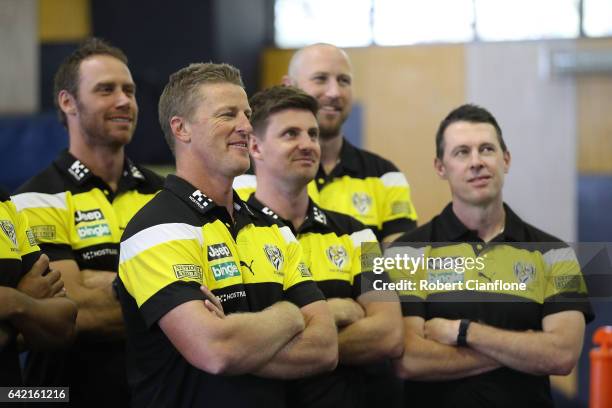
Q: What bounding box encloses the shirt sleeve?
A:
[13,201,42,275]
[119,222,207,328]
[348,228,380,298]
[379,170,418,239]
[542,245,594,323]
[11,192,74,261]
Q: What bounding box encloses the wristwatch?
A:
[457,319,471,347]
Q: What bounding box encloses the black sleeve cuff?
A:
[285,280,325,308]
[382,218,417,239]
[543,293,595,324]
[38,243,74,262]
[140,280,204,328]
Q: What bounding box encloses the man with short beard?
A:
[13,38,163,407]
[235,43,417,245]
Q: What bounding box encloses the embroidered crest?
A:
[326,245,348,269]
[0,220,17,247]
[514,262,536,285]
[352,193,372,215]
[264,244,284,272]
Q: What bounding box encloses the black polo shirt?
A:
[13,150,163,407]
[391,203,594,408]
[117,175,324,408]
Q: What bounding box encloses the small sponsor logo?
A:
[173,264,203,280]
[77,223,111,239]
[31,225,56,240]
[0,220,17,247]
[514,262,536,285]
[207,243,232,261]
[326,245,348,269]
[189,190,212,211]
[312,206,327,224]
[554,275,581,291]
[298,262,312,278]
[240,259,255,275]
[427,271,464,285]
[352,193,372,215]
[74,209,105,224]
[68,160,90,181]
[262,207,279,220]
[210,261,241,281]
[25,229,38,247]
[129,163,145,180]
[264,244,284,272]
[391,201,411,215]
[81,247,118,261]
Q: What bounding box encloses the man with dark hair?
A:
[235,43,418,244]
[392,103,593,407]
[116,64,337,408]
[12,37,163,406]
[1,188,76,387]
[246,85,403,408]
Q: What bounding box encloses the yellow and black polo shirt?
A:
[11,149,163,406]
[390,203,594,408]
[116,175,324,408]
[234,138,417,240]
[247,195,382,408]
[0,188,41,386]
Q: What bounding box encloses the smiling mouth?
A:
[468,175,491,184]
[108,117,132,123]
[229,142,248,149]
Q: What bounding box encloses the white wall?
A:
[0,0,38,114]
[466,40,577,241]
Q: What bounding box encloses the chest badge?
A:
[264,244,284,272]
[514,262,536,285]
[352,193,372,215]
[326,245,348,269]
[0,220,17,247]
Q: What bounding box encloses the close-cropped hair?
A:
[249,85,318,137]
[435,103,507,159]
[158,62,244,154]
[54,37,128,127]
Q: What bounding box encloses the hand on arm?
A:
[394,316,500,381]
[336,291,404,365]
[51,259,124,337]
[327,297,364,327]
[160,298,305,375]
[0,286,76,350]
[17,254,65,298]
[441,311,585,376]
[254,300,338,379]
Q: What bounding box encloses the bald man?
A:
[235,44,418,245]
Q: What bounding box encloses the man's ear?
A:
[281,75,293,86]
[170,116,191,145]
[249,134,263,161]
[434,157,447,180]
[58,90,77,117]
[503,150,511,174]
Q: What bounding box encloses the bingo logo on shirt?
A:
[207,243,232,261]
[77,223,111,239]
[211,261,241,281]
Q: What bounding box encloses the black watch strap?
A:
[457,319,471,347]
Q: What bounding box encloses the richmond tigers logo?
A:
[326,245,348,269]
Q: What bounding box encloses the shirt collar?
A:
[247,195,329,233]
[337,137,361,174]
[165,174,253,218]
[437,202,526,242]
[54,149,146,189]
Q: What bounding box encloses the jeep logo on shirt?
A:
[207,243,232,261]
[211,261,241,281]
[75,209,105,224]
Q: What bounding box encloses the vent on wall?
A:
[550,49,612,75]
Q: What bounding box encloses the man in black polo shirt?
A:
[116,62,337,408]
[13,38,163,406]
[246,85,403,408]
[392,104,593,407]
[235,43,417,244]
